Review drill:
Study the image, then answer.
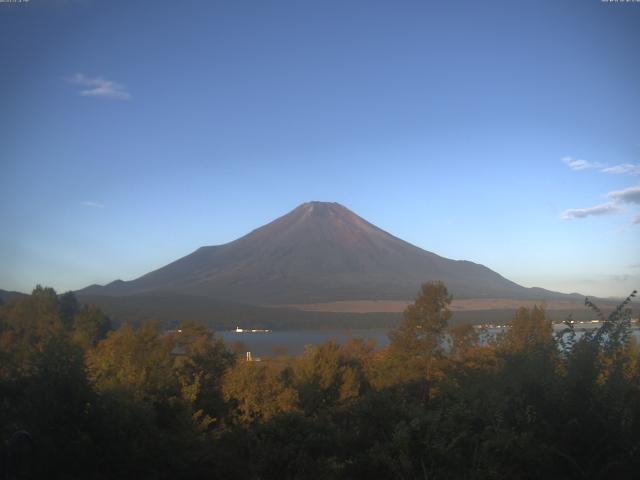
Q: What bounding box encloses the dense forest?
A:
[1,283,638,479]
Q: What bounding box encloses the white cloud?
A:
[562,156,602,171]
[80,201,104,208]
[607,185,640,205]
[566,186,640,222]
[66,73,131,100]
[601,163,640,175]
[561,203,622,220]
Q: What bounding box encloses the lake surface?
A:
[218,324,640,358]
[219,329,390,357]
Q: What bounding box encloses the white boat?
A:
[234,326,271,333]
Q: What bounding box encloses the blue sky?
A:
[1,0,639,298]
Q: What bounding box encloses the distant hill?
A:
[0,289,28,305]
[78,201,579,306]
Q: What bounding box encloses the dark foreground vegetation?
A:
[1,283,638,479]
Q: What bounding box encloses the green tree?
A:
[292,340,370,414]
[86,321,177,400]
[382,281,452,395]
[173,321,235,421]
[501,305,555,356]
[58,291,79,329]
[223,361,298,423]
[71,304,111,349]
[0,286,64,376]
[388,281,452,357]
[448,323,480,359]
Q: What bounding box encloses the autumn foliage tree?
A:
[1,285,639,479]
[381,281,452,397]
[389,281,452,357]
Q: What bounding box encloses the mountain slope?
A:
[0,289,28,304]
[78,202,570,304]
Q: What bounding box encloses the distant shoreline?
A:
[274,297,616,314]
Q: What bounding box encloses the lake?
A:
[219,329,390,357]
[218,323,640,358]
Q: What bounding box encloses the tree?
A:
[86,322,177,400]
[0,286,64,375]
[58,291,79,330]
[173,321,234,420]
[222,361,298,423]
[448,323,480,359]
[389,281,452,358]
[292,340,370,414]
[382,281,452,398]
[71,304,111,349]
[501,305,555,356]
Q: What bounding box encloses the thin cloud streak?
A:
[602,163,640,175]
[562,156,602,171]
[66,73,131,100]
[561,203,621,220]
[607,185,640,205]
[632,214,640,225]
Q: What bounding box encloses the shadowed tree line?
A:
[1,283,638,479]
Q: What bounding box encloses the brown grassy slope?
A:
[277,298,595,313]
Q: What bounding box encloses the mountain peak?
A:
[260,201,384,246]
[300,201,342,208]
[77,202,561,304]
[295,201,349,218]
[288,201,374,227]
